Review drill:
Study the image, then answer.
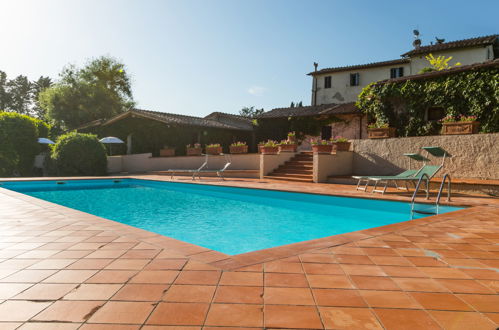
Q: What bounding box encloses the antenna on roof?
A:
[413,29,422,49]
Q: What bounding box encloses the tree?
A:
[6,75,32,115]
[290,102,295,108]
[0,70,53,118]
[39,56,134,129]
[297,101,303,107]
[418,53,461,73]
[31,76,52,118]
[239,106,264,118]
[0,71,10,111]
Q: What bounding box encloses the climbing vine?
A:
[356,66,499,136]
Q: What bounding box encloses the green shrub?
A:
[51,132,107,176]
[0,112,40,176]
[32,118,50,138]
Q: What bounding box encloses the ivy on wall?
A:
[356,66,499,136]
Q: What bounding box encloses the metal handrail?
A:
[411,173,430,213]
[436,173,451,205]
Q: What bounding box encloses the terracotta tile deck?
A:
[0,175,498,329]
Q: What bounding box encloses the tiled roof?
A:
[257,102,360,119]
[308,59,409,76]
[88,108,253,131]
[378,59,499,84]
[204,112,254,131]
[402,34,498,57]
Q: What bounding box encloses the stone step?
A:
[267,172,313,179]
[263,175,313,183]
[273,169,313,175]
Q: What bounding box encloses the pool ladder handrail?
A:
[411,173,452,216]
[435,174,452,212]
[410,173,430,214]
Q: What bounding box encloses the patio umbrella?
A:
[99,136,125,144]
[37,137,55,144]
[99,136,125,155]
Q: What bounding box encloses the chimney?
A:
[313,62,318,72]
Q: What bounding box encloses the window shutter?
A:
[398,67,404,77]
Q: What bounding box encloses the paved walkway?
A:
[0,175,498,329]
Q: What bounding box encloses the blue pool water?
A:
[1,179,463,255]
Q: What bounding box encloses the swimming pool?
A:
[1,179,462,255]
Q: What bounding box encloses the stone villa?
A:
[259,34,498,140]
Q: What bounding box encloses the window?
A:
[321,126,332,140]
[390,67,404,78]
[427,107,445,121]
[350,73,360,86]
[324,76,332,89]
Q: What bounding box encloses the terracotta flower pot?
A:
[186,147,202,156]
[441,121,479,135]
[159,148,175,157]
[312,145,332,154]
[258,144,265,153]
[206,146,223,155]
[368,127,396,139]
[287,135,296,143]
[229,145,248,154]
[261,146,279,154]
[332,142,351,152]
[278,144,297,152]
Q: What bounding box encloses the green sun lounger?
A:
[353,153,429,192]
[369,147,449,194]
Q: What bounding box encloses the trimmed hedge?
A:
[0,112,40,176]
[51,132,107,176]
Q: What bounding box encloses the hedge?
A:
[0,112,40,176]
[51,132,107,176]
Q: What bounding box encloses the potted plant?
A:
[331,136,351,152]
[229,141,248,154]
[186,143,202,156]
[261,140,279,154]
[258,141,265,153]
[159,145,175,157]
[311,139,332,154]
[206,143,223,155]
[367,122,396,139]
[278,139,297,152]
[441,114,479,135]
[287,131,296,143]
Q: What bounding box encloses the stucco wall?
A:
[330,114,368,140]
[313,152,353,183]
[351,133,499,179]
[314,63,411,104]
[108,153,261,174]
[409,46,492,75]
[312,46,491,106]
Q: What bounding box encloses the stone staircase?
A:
[264,151,313,182]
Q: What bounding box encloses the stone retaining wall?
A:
[351,133,499,179]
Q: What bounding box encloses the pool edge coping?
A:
[0,176,493,271]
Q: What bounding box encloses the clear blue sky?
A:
[1,0,497,117]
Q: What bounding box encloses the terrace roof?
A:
[257,102,361,119]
